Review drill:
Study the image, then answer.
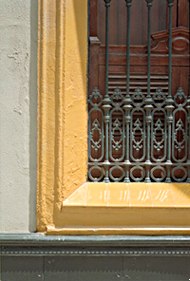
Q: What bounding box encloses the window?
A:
[37,0,190,235]
[88,0,190,183]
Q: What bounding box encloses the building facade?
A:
[1,0,190,280]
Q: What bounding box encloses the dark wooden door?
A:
[89,0,189,95]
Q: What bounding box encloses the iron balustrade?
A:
[88,0,190,183]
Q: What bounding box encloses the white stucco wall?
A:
[0,0,38,232]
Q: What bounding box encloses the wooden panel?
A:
[90,1,190,98]
[90,0,98,36]
[97,45,189,97]
[178,0,190,27]
[97,0,167,45]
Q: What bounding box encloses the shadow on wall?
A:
[29,0,38,232]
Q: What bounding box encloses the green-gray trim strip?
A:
[1,234,190,246]
[1,234,190,256]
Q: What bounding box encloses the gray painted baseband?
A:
[1,234,190,256]
[1,234,190,246]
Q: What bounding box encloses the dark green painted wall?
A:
[1,234,190,281]
[1,256,190,280]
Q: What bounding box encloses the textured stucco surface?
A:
[37,0,88,232]
[0,0,38,232]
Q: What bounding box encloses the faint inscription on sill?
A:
[64,183,190,207]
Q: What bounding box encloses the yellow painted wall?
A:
[37,0,88,231]
[62,0,88,199]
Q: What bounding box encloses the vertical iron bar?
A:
[125,0,132,98]
[124,0,133,182]
[105,0,111,99]
[124,103,132,182]
[103,0,112,182]
[187,96,190,182]
[146,0,153,98]
[165,0,174,182]
[168,0,174,99]
[165,104,174,182]
[187,1,190,181]
[145,103,153,182]
[145,0,153,182]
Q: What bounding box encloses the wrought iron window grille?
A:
[88,0,190,183]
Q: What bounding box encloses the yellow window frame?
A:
[37,0,190,235]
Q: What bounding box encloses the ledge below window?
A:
[46,183,190,235]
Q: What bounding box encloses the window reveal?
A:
[88,0,190,182]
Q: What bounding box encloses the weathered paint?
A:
[0,0,37,232]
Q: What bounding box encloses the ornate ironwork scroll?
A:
[89,87,189,182]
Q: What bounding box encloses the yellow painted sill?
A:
[46,183,190,235]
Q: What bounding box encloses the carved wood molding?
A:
[151,27,190,54]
